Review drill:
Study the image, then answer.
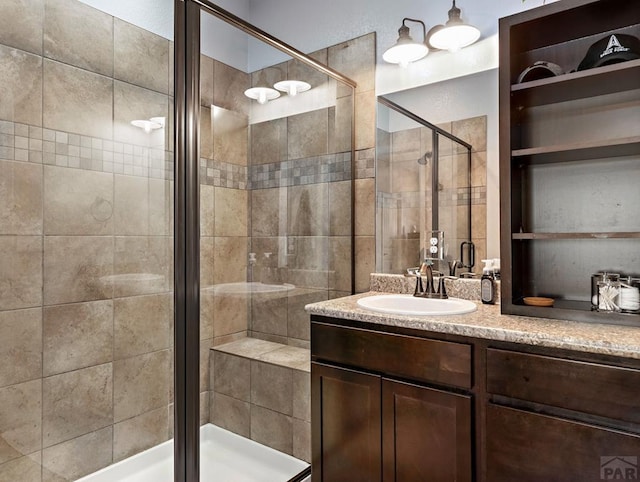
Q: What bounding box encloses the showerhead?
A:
[418,151,432,165]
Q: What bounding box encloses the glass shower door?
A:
[0,0,175,480]
[196,2,354,480]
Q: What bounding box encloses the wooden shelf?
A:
[511,59,640,108]
[512,232,640,240]
[505,300,640,327]
[511,136,640,164]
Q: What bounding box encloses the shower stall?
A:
[0,0,355,480]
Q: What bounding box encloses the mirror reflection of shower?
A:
[375,96,474,278]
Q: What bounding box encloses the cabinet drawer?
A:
[311,322,471,389]
[487,348,640,423]
[487,404,640,482]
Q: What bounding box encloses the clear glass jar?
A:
[597,273,621,312]
[591,273,604,310]
[619,276,640,314]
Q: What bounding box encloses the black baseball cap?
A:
[577,33,640,71]
[517,61,564,83]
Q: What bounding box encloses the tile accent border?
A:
[248,152,352,190]
[355,148,375,179]
[0,120,173,180]
[200,158,247,189]
[1,120,359,191]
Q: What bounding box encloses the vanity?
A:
[306,276,640,482]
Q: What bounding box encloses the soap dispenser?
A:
[480,259,496,304]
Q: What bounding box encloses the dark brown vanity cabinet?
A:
[311,315,640,481]
[311,320,473,482]
[485,348,640,481]
[499,0,640,325]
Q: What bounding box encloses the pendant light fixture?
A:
[382,18,429,67]
[273,80,311,97]
[131,117,164,133]
[244,70,280,104]
[428,0,480,52]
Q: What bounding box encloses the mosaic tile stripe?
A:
[0,119,174,180]
[356,148,375,179]
[378,186,485,209]
[1,120,367,190]
[200,158,247,189]
[248,152,352,190]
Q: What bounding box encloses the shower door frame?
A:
[174,2,357,480]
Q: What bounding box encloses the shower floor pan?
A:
[77,423,310,482]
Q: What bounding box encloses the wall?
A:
[74,0,556,265]
[247,0,558,260]
[0,0,178,479]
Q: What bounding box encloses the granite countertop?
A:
[305,275,640,360]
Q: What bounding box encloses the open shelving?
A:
[499,0,640,326]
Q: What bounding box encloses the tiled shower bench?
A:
[209,338,311,463]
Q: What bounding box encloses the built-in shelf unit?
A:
[499,0,640,325]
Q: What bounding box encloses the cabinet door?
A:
[487,404,640,482]
[382,379,472,482]
[311,362,381,482]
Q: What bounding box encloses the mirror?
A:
[376,68,499,275]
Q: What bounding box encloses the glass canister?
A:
[618,276,640,314]
[597,273,621,312]
[591,273,604,310]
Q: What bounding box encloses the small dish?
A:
[523,296,554,307]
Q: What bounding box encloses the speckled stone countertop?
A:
[306,274,640,360]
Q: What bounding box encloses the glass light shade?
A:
[429,23,480,52]
[131,119,163,133]
[244,86,280,104]
[149,116,166,127]
[273,80,311,96]
[383,40,428,67]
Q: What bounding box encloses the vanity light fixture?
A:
[383,18,429,67]
[130,117,165,133]
[273,80,311,97]
[244,70,280,104]
[428,0,480,52]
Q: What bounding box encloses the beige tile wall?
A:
[0,0,375,477]
[0,0,174,480]
[333,34,377,293]
[199,54,250,354]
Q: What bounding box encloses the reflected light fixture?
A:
[244,70,280,104]
[428,0,480,52]
[273,80,311,97]
[383,18,429,67]
[130,117,164,133]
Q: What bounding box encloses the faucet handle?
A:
[438,277,448,299]
[414,276,424,296]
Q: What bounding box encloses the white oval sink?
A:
[357,294,477,316]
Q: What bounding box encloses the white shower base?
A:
[77,424,310,482]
